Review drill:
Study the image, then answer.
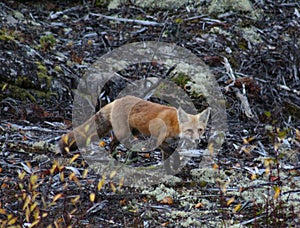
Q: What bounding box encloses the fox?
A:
[57,95,210,173]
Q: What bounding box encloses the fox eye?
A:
[198,128,204,134]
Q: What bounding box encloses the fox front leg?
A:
[160,142,179,174]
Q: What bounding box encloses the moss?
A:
[0,83,36,102]
[171,73,190,87]
[237,39,248,50]
[0,29,16,42]
[39,34,56,51]
[54,65,63,73]
[15,76,34,88]
[94,0,111,7]
[36,61,52,89]
[0,82,55,103]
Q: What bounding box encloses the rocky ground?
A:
[0,0,299,227]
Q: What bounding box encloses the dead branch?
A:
[89,13,164,27]
[223,57,255,118]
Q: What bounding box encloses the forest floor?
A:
[0,0,299,227]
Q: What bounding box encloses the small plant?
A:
[39,34,56,51]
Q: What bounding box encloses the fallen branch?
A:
[89,13,164,27]
[223,57,255,118]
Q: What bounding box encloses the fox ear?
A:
[197,107,211,124]
[177,107,189,123]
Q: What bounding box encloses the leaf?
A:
[90,193,95,203]
[23,195,31,210]
[18,183,24,190]
[234,203,242,212]
[60,172,64,182]
[119,199,127,206]
[30,202,38,212]
[97,175,106,191]
[71,195,80,204]
[69,154,80,164]
[2,83,8,91]
[25,206,30,222]
[264,111,271,118]
[212,163,219,169]
[62,134,69,144]
[119,176,124,189]
[195,202,203,208]
[7,215,18,225]
[296,129,300,141]
[277,129,287,139]
[18,171,26,180]
[0,208,6,214]
[30,175,38,185]
[110,182,116,193]
[99,141,106,147]
[160,196,173,205]
[226,197,235,206]
[243,136,255,144]
[174,18,183,24]
[50,163,58,175]
[53,193,63,202]
[110,170,117,178]
[82,169,88,178]
[161,222,170,227]
[30,219,40,227]
[86,136,91,146]
[251,173,256,180]
[208,143,214,156]
[64,146,70,153]
[33,206,40,220]
[68,172,77,182]
[273,186,281,199]
[84,124,90,133]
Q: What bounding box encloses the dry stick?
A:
[278,84,300,96]
[223,57,254,118]
[240,214,266,225]
[89,13,164,27]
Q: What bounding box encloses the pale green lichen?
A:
[207,0,262,19]
[241,27,263,44]
[190,167,228,184]
[108,0,188,10]
[142,184,178,201]
[208,0,252,14]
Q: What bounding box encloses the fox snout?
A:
[194,138,200,144]
[183,132,203,144]
[177,107,210,144]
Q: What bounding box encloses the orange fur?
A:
[57,95,210,172]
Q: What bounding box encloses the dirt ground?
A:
[0,0,299,227]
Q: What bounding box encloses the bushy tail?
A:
[56,103,113,154]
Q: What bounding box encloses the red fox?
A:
[57,95,210,172]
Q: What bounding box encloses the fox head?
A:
[177,107,210,143]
